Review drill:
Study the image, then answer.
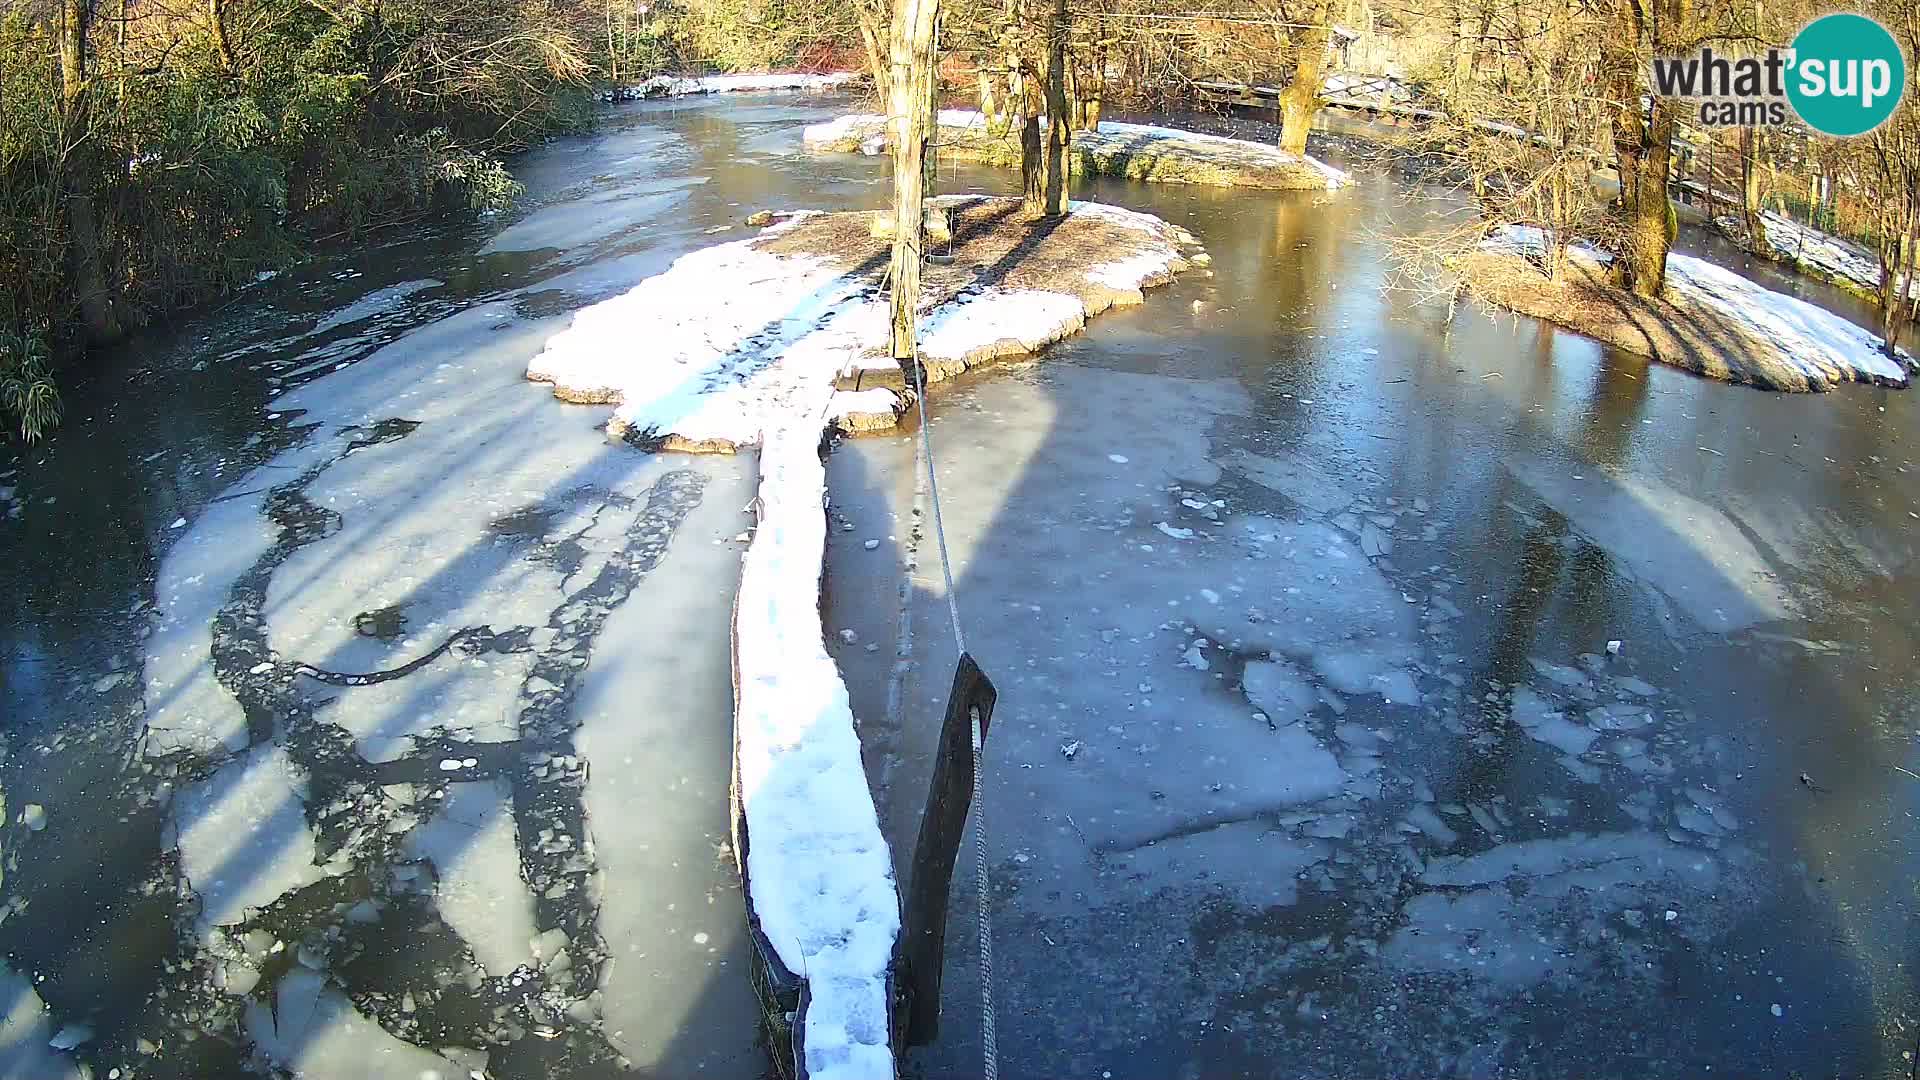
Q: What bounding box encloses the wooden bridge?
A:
[1194,72,1443,125]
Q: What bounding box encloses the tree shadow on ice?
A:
[87,378,759,1076]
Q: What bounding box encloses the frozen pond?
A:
[0,93,1916,1079]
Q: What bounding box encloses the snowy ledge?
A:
[603,71,861,102]
[805,109,1348,191]
[1467,225,1913,392]
[526,196,1200,1079]
[1716,210,1917,305]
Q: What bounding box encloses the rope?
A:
[906,269,994,1080]
[970,704,996,1080]
[910,357,966,656]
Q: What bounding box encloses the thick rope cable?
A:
[892,40,993,1069]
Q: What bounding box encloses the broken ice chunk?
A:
[1242,659,1314,725]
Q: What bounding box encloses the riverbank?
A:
[1463,226,1912,392]
[805,110,1347,190]
[1716,211,1914,308]
[525,193,1200,1078]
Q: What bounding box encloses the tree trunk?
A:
[1882,210,1918,352]
[1041,0,1070,217]
[859,13,889,96]
[887,0,939,365]
[979,69,1005,134]
[1020,80,1043,217]
[1279,0,1331,158]
[1077,20,1106,131]
[925,22,940,191]
[1451,5,1474,101]
[209,0,236,71]
[1740,127,1768,252]
[1604,0,1683,298]
[59,0,120,345]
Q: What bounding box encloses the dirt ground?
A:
[757,194,1198,385]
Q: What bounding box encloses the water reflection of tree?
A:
[1236,188,1354,448]
[1440,354,1646,806]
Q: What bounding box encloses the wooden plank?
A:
[899,652,997,1046]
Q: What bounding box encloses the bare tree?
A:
[887,0,939,363]
[1279,0,1331,155]
[58,0,123,343]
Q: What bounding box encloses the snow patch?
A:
[734,428,897,1080]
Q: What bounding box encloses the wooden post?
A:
[900,653,997,1046]
[889,0,940,367]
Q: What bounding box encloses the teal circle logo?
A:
[1787,13,1906,136]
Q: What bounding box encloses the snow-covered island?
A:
[525,195,1201,1079]
[604,71,861,101]
[1466,225,1913,392]
[806,110,1348,191]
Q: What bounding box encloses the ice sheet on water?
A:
[0,964,81,1079]
[1187,519,1419,710]
[171,743,329,929]
[1404,803,1459,847]
[401,778,537,977]
[145,486,274,758]
[310,278,442,336]
[1313,647,1419,704]
[244,969,472,1077]
[482,188,696,255]
[1222,449,1355,516]
[1384,832,1722,988]
[1510,685,1599,757]
[1242,658,1315,724]
[573,459,761,1067]
[1505,456,1793,632]
[1110,820,1327,906]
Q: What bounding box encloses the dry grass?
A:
[1459,249,1892,392]
[761,196,1176,305]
